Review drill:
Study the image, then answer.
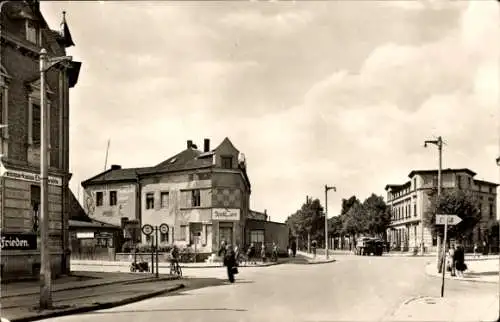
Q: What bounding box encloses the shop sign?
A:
[1,233,37,250]
[212,208,240,221]
[76,232,95,239]
[0,166,62,186]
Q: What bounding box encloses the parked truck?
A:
[356,237,385,256]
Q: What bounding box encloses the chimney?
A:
[187,140,193,149]
[204,139,210,152]
[111,164,121,170]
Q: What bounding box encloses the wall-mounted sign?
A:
[159,224,169,234]
[142,224,154,236]
[0,166,62,186]
[212,208,240,221]
[1,233,37,250]
[76,232,95,239]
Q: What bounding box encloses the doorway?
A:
[219,226,233,247]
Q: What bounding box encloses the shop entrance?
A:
[219,226,233,246]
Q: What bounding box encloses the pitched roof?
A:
[408,168,476,178]
[69,219,121,230]
[385,182,411,191]
[69,189,91,222]
[148,148,213,174]
[81,167,151,187]
[473,179,499,187]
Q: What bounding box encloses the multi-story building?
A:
[385,168,498,252]
[82,138,289,254]
[0,1,81,279]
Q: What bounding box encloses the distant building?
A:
[81,137,288,254]
[385,168,498,252]
[0,1,81,280]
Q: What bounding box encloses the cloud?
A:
[38,1,498,222]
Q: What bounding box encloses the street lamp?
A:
[325,185,336,260]
[39,48,72,309]
[424,136,445,297]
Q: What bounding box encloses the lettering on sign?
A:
[1,169,62,186]
[76,232,95,239]
[212,208,240,221]
[1,233,37,250]
[435,214,462,226]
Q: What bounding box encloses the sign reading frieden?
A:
[1,233,37,250]
[0,168,62,186]
[212,208,240,221]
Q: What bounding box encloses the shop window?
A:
[161,192,169,208]
[191,189,200,207]
[95,192,103,207]
[250,230,264,244]
[109,191,117,206]
[145,192,154,209]
[221,156,232,169]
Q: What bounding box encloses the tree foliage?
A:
[285,198,325,243]
[423,188,481,241]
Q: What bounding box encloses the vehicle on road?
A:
[170,261,182,277]
[130,261,149,272]
[356,237,385,256]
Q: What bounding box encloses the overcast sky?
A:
[41,1,499,223]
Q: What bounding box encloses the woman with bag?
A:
[454,243,467,278]
[223,244,238,283]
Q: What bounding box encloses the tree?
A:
[285,198,325,248]
[342,201,365,237]
[423,188,481,241]
[362,194,391,239]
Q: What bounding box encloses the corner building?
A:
[0,1,81,279]
[82,138,253,253]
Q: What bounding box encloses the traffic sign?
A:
[435,214,462,226]
[141,224,154,235]
[159,224,169,234]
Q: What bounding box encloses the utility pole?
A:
[424,136,444,297]
[39,49,73,310]
[325,185,336,260]
[495,155,500,320]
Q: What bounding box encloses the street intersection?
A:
[35,255,497,322]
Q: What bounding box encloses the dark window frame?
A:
[109,190,117,206]
[96,191,103,207]
[145,192,155,209]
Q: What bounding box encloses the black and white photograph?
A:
[0,0,499,321]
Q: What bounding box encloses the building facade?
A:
[82,138,261,254]
[0,1,81,279]
[385,168,498,252]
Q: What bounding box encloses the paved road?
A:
[47,255,497,322]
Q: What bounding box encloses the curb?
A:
[72,262,281,269]
[424,265,498,285]
[7,284,185,322]
[2,275,179,299]
[306,259,336,265]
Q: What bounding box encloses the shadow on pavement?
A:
[157,277,255,299]
[467,271,498,276]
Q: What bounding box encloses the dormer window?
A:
[221,156,233,169]
[25,20,40,45]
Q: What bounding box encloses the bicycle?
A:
[169,260,182,277]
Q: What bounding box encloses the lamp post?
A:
[39,48,72,309]
[495,156,500,321]
[325,185,336,260]
[424,136,445,297]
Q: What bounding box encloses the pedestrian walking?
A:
[272,242,278,262]
[223,244,238,283]
[447,244,456,277]
[261,243,266,263]
[247,243,256,264]
[291,240,297,257]
[473,243,479,258]
[218,240,227,265]
[454,243,467,278]
[311,240,317,258]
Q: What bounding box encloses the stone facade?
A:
[386,168,498,252]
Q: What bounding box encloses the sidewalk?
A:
[1,272,184,322]
[295,251,336,264]
[71,259,280,269]
[388,295,498,322]
[425,258,499,283]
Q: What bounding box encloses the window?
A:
[490,204,494,219]
[25,20,39,45]
[468,177,471,187]
[414,204,417,217]
[161,192,169,208]
[191,189,201,207]
[109,191,117,206]
[32,103,41,145]
[160,232,169,243]
[96,192,103,207]
[221,156,232,169]
[489,187,494,194]
[145,192,154,209]
[180,225,187,240]
[413,178,417,190]
[145,235,151,243]
[457,175,462,189]
[250,230,264,243]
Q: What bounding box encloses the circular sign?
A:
[159,224,169,234]
[141,224,154,236]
